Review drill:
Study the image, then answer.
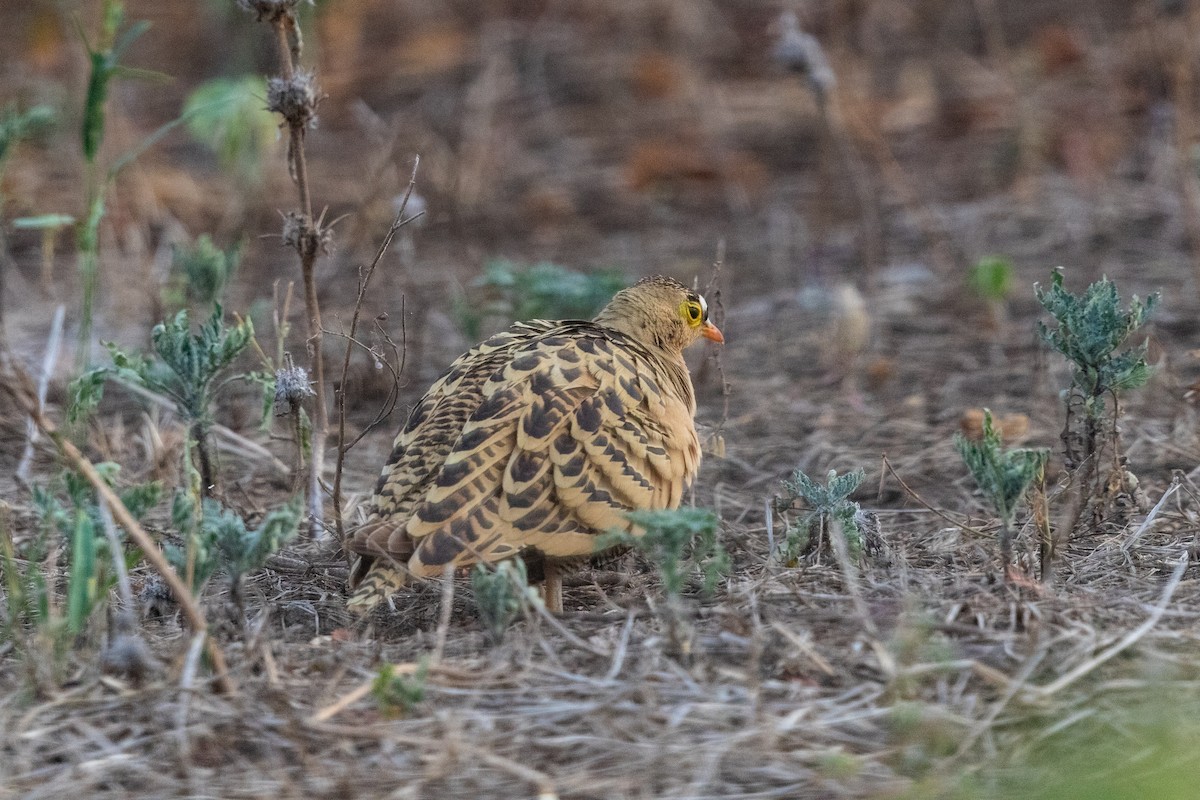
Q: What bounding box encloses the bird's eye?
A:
[685,302,702,323]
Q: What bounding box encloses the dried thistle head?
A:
[267,71,320,130]
[275,355,314,415]
[100,610,162,684]
[237,0,308,23]
[280,211,333,256]
[771,11,836,99]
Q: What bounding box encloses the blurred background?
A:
[0,0,1197,391]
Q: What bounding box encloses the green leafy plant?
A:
[0,103,55,171]
[75,0,164,366]
[471,559,536,643]
[166,486,301,613]
[2,464,158,687]
[183,75,276,181]
[1037,271,1157,427]
[166,234,242,307]
[778,468,867,564]
[70,304,254,494]
[599,508,727,658]
[372,659,429,717]
[1036,270,1157,524]
[604,508,729,602]
[955,409,1048,568]
[455,260,628,339]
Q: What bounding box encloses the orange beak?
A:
[701,321,725,343]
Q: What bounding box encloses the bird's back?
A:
[347,316,700,580]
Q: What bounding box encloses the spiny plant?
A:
[372,659,429,717]
[455,260,628,339]
[778,467,867,564]
[1,463,159,688]
[70,304,254,495]
[955,409,1049,570]
[166,464,301,619]
[1036,270,1157,522]
[471,559,537,644]
[238,0,334,535]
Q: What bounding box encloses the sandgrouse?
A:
[346,275,723,613]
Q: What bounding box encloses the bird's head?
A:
[594,275,724,352]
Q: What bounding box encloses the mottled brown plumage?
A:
[346,275,723,613]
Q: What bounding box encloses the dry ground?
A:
[5,2,1200,798]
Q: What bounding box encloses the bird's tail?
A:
[346,557,410,614]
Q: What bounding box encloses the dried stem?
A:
[880,453,988,537]
[254,2,330,535]
[332,156,421,542]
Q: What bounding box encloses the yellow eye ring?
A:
[681,301,702,325]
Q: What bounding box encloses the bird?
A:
[345,275,724,614]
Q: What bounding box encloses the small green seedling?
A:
[604,507,729,602]
[955,409,1048,568]
[3,464,158,688]
[969,255,1016,331]
[968,256,1015,303]
[778,467,866,564]
[372,660,429,717]
[0,103,54,170]
[471,559,536,644]
[12,214,75,296]
[70,304,254,494]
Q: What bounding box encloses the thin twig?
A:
[954,646,1048,758]
[96,500,134,610]
[330,152,419,541]
[530,601,611,657]
[881,453,989,537]
[603,612,636,682]
[308,663,422,723]
[175,630,208,762]
[827,518,886,676]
